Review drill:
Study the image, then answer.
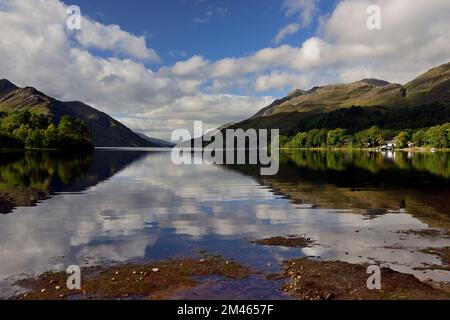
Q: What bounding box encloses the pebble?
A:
[152,268,160,273]
[55,286,61,290]
[40,289,46,293]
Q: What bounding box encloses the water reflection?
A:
[228,150,450,225]
[0,150,449,298]
[0,151,146,214]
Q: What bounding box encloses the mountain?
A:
[251,79,405,119]
[177,122,237,148]
[234,62,450,134]
[404,62,450,105]
[0,80,162,147]
[0,80,17,99]
[135,132,175,147]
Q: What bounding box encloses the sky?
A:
[0,0,449,139]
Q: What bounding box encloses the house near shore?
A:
[385,138,396,149]
[378,138,396,151]
[378,139,415,151]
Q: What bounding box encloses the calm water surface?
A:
[1,150,450,298]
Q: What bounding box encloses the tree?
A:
[1,112,29,132]
[25,129,44,149]
[327,128,347,147]
[279,135,290,148]
[354,126,384,147]
[30,113,50,130]
[42,124,60,148]
[305,129,319,148]
[304,129,328,148]
[425,124,449,148]
[412,129,426,146]
[0,111,93,150]
[395,131,410,149]
[12,124,30,142]
[288,132,308,148]
[367,126,384,147]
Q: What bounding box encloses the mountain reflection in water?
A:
[0,149,449,298]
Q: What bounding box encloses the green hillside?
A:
[0,80,159,148]
[235,62,450,135]
[404,63,450,105]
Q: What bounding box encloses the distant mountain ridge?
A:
[0,80,169,147]
[135,132,175,147]
[252,78,406,119]
[234,62,450,134]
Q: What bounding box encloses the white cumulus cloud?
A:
[76,18,160,62]
[1,0,450,140]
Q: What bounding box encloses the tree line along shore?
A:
[280,123,450,150]
[0,111,93,151]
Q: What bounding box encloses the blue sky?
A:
[72,0,331,69]
[1,0,449,139]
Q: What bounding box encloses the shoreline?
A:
[12,252,450,301]
[13,255,252,300]
[11,235,450,301]
[280,147,450,152]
